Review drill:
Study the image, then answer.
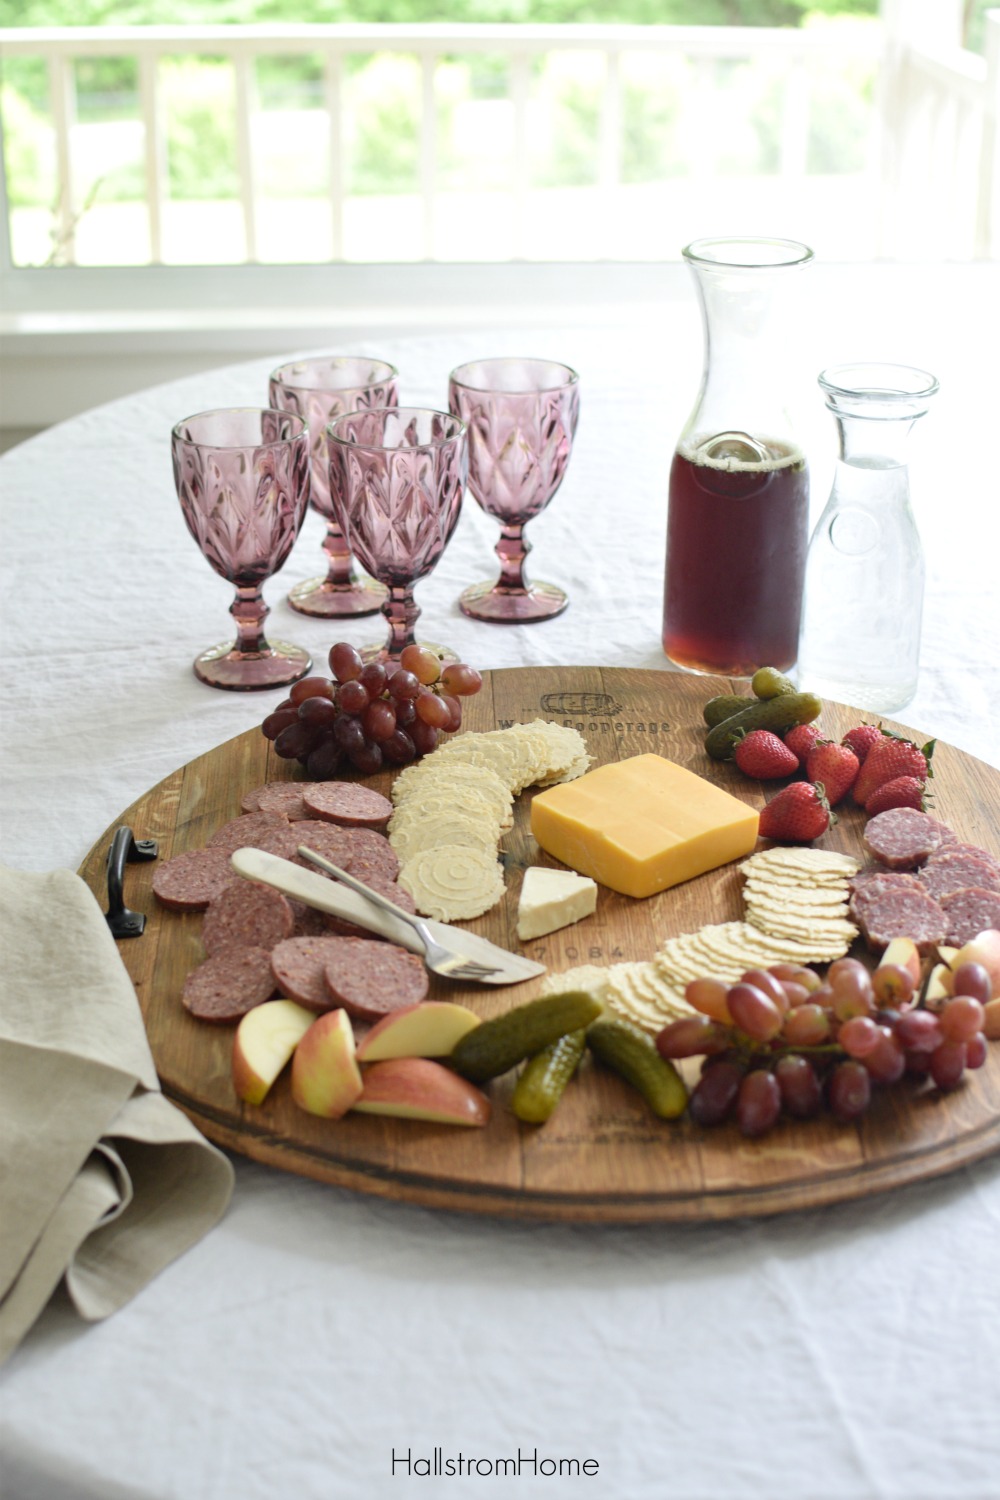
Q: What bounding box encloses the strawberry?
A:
[852,730,935,807]
[759,781,832,844]
[784,723,822,762]
[842,723,882,764]
[865,775,929,815]
[733,729,799,780]
[805,739,859,806]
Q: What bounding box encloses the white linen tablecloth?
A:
[1,263,999,1500]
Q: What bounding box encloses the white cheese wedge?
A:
[516,866,597,941]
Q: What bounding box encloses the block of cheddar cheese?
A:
[529,752,759,899]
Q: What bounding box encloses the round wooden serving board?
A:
[78,668,1000,1223]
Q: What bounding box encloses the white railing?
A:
[0,21,885,269]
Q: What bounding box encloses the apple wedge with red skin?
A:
[352,1058,491,1127]
[354,1001,481,1063]
[291,1008,364,1118]
[232,998,316,1106]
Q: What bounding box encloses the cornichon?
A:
[704,690,823,761]
[702,693,750,727]
[750,666,797,700]
[586,1018,688,1120]
[511,1029,587,1123]
[450,990,603,1084]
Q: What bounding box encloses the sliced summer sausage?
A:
[851,880,948,953]
[206,812,292,855]
[201,880,295,957]
[181,945,277,1022]
[918,850,1000,902]
[302,782,393,829]
[152,849,235,911]
[939,887,1000,947]
[863,808,949,870]
[321,936,428,1021]
[270,935,347,1011]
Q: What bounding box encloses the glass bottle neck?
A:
[832,411,920,469]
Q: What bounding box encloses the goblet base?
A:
[459,579,568,623]
[358,639,459,668]
[193,640,312,692]
[288,575,387,618]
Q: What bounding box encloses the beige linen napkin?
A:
[0,864,234,1365]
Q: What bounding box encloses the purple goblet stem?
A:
[495,523,531,595]
[230,584,270,656]
[381,585,421,660]
[322,521,358,589]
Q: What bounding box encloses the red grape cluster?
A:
[656,956,992,1138]
[261,641,483,779]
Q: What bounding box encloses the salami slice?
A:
[939,887,1000,947]
[152,849,235,911]
[290,820,356,872]
[344,827,400,882]
[302,782,393,829]
[863,808,948,870]
[201,880,295,957]
[852,882,948,953]
[241,780,301,814]
[270,935,346,1011]
[257,783,318,821]
[181,945,276,1022]
[207,812,291,855]
[918,850,1000,902]
[256,823,302,861]
[925,841,1000,874]
[321,936,428,1020]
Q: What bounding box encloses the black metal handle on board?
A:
[105,825,158,938]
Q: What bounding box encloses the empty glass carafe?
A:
[797,363,939,713]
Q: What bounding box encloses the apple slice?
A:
[291,1008,364,1118]
[879,936,921,989]
[352,1058,491,1127]
[355,1002,481,1062]
[925,963,953,1005]
[232,998,316,1106]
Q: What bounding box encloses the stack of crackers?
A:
[541,847,860,1034]
[392,720,591,921]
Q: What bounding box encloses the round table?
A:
[2,265,999,1500]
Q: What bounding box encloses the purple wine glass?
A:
[448,357,580,622]
[326,407,466,663]
[171,407,312,690]
[268,355,399,618]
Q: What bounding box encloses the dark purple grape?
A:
[362,698,397,742]
[273,720,323,760]
[304,737,344,779]
[329,642,363,682]
[387,669,420,701]
[359,661,388,698]
[410,719,439,757]
[298,695,338,727]
[774,1054,822,1119]
[289,675,334,706]
[414,690,452,729]
[894,1008,941,1054]
[262,705,299,741]
[338,678,369,715]
[737,1070,782,1137]
[394,697,417,728]
[655,1015,729,1060]
[929,1040,966,1090]
[862,1028,906,1085]
[828,1059,871,1121]
[965,1033,988,1069]
[349,740,383,775]
[439,693,462,732]
[380,729,416,765]
[688,1059,743,1127]
[332,713,366,755]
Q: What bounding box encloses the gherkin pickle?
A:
[511,1029,587,1124]
[750,667,797,700]
[450,990,603,1084]
[587,1018,688,1119]
[704,691,822,761]
[702,693,750,728]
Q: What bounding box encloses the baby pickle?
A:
[702,692,750,728]
[511,1029,587,1124]
[450,990,603,1084]
[751,666,797,700]
[586,1018,688,1120]
[704,690,823,761]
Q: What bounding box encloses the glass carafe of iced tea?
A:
[662,237,813,677]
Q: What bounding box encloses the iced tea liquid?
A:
[662,438,808,676]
